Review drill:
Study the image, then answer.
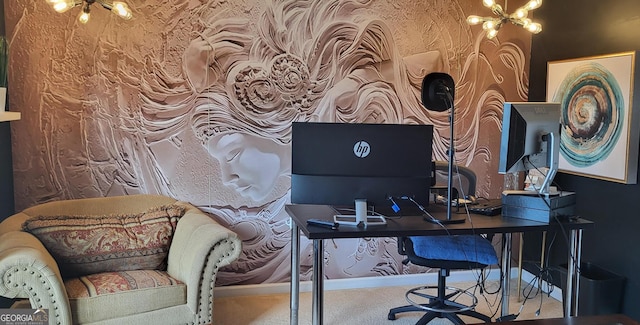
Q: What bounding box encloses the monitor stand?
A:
[424,208,466,224]
[503,163,560,198]
[333,199,387,227]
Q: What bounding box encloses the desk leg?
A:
[290,222,300,325]
[565,228,583,317]
[501,233,512,317]
[312,239,324,325]
[517,233,523,302]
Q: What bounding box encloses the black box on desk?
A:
[501,192,576,223]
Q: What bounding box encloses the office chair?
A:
[388,162,497,325]
[431,160,477,203]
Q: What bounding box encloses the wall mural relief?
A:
[6,0,531,285]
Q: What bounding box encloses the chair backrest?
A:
[432,161,477,198]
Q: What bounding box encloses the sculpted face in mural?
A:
[185,91,300,284]
[207,132,289,202]
[7,0,530,285]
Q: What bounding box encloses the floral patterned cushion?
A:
[64,270,187,323]
[22,204,185,278]
[64,270,185,298]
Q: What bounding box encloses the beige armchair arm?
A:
[0,231,73,325]
[167,203,241,324]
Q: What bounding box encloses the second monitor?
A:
[499,102,561,195]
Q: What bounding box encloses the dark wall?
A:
[0,122,13,220]
[0,0,13,223]
[527,0,640,320]
[0,121,13,309]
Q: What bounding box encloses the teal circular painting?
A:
[552,62,624,167]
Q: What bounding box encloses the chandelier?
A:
[467,0,542,39]
[45,0,133,24]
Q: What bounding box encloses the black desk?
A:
[286,204,594,325]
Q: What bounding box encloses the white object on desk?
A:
[355,199,367,224]
[333,214,387,226]
[333,198,387,226]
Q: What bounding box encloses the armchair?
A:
[0,194,241,325]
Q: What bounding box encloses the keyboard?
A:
[467,199,502,216]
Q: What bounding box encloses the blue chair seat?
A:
[409,235,498,266]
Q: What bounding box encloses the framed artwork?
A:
[547,51,640,184]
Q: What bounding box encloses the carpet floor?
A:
[213,279,564,324]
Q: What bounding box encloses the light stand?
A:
[422,73,466,224]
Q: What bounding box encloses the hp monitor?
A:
[291,122,433,225]
[498,102,561,195]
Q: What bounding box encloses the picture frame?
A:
[547,51,640,184]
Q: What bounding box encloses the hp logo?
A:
[353,141,371,158]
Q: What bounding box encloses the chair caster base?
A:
[388,285,492,324]
[406,285,477,313]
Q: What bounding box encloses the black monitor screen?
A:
[291,122,433,214]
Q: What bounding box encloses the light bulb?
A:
[52,0,78,13]
[482,20,498,31]
[111,2,133,20]
[78,4,90,24]
[526,0,543,10]
[513,8,528,20]
[467,15,485,25]
[483,0,496,8]
[46,0,72,5]
[78,11,90,24]
[527,22,542,34]
[487,29,499,39]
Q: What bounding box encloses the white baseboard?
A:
[213,267,554,299]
